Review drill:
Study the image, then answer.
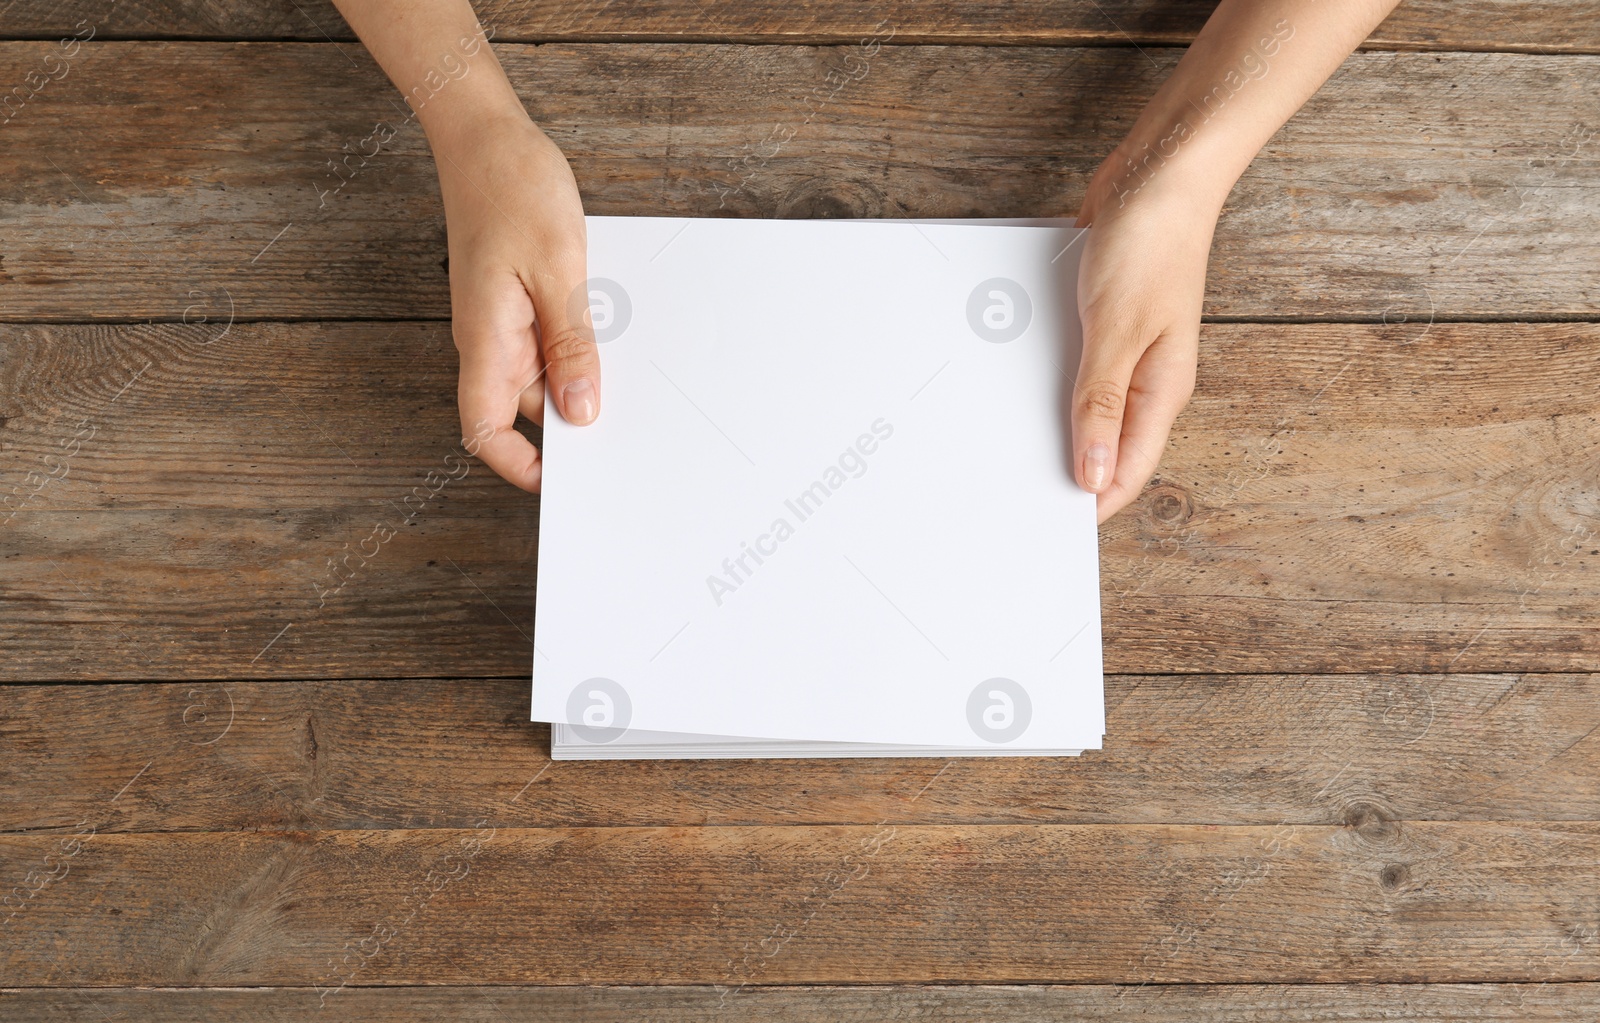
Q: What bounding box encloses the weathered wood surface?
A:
[3,321,1596,680]
[2,44,1597,321]
[3,821,1599,985]
[1,674,1597,833]
[3,0,1599,52]
[2,983,1597,1021]
[2,14,1598,1012]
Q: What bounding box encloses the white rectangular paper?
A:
[533,216,1103,750]
[550,721,1085,759]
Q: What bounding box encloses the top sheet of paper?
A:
[532,216,1104,749]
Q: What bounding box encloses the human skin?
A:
[330,0,1401,519]
[1071,0,1401,523]
[329,0,590,492]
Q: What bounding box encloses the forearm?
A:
[1099,0,1401,214]
[328,0,525,156]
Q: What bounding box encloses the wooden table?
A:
[3,1,1599,1018]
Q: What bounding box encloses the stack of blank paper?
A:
[532,216,1104,758]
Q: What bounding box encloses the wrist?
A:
[1080,127,1235,228]
[421,87,531,163]
[1109,127,1235,209]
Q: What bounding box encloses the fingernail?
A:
[1084,442,1111,491]
[563,379,597,425]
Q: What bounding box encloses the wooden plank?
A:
[1114,318,1600,675]
[2,674,1599,833]
[0,321,537,680]
[3,321,1597,680]
[2,43,1597,321]
[2,0,1597,52]
[2,822,1599,985]
[2,983,1597,1021]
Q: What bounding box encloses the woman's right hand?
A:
[1070,150,1213,523]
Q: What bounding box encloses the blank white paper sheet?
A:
[532,216,1104,752]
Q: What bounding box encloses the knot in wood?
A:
[1143,482,1194,529]
[776,179,886,220]
[1342,800,1401,844]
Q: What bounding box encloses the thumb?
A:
[1071,312,1146,495]
[529,259,602,427]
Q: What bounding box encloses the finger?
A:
[459,394,543,493]
[1070,308,1149,497]
[458,337,543,492]
[1092,332,1197,524]
[528,254,601,427]
[516,363,546,427]
[453,268,546,492]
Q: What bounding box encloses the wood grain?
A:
[2,674,1598,833]
[3,821,1599,985]
[2,44,1597,321]
[2,4,1594,1012]
[1,983,1596,1021]
[3,321,1596,680]
[2,0,1598,52]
